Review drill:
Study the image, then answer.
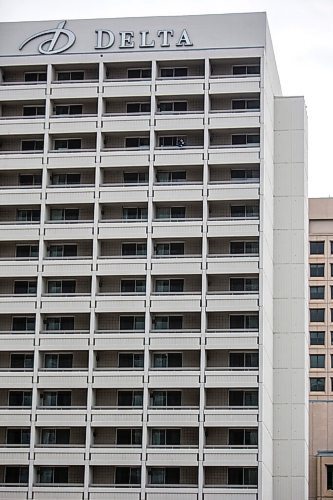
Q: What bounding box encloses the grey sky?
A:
[1,0,331,197]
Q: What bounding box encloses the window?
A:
[150,391,181,406]
[156,207,186,219]
[12,316,35,331]
[5,466,29,484]
[23,105,45,116]
[310,309,325,322]
[156,171,186,183]
[119,316,145,330]
[230,169,260,181]
[327,465,333,490]
[41,428,70,445]
[118,353,144,368]
[229,390,258,407]
[158,101,187,112]
[154,242,184,256]
[24,72,47,82]
[232,99,260,110]
[230,205,259,218]
[228,467,258,486]
[310,264,325,277]
[57,71,84,81]
[8,391,32,406]
[47,280,76,294]
[116,428,142,445]
[155,279,184,293]
[21,139,43,151]
[310,354,325,369]
[310,378,325,391]
[310,241,325,254]
[54,138,81,150]
[19,173,42,186]
[117,390,143,407]
[229,428,258,446]
[51,173,81,185]
[159,136,187,147]
[38,467,68,484]
[127,68,151,79]
[126,102,151,113]
[229,352,258,368]
[230,278,259,292]
[231,134,260,146]
[121,242,147,256]
[122,207,147,220]
[125,137,149,148]
[151,429,180,445]
[310,332,325,345]
[120,279,146,293]
[230,241,259,254]
[10,353,34,369]
[14,280,37,294]
[16,209,40,222]
[149,467,180,484]
[48,244,77,257]
[160,67,188,78]
[232,65,260,75]
[230,314,259,329]
[6,428,30,445]
[115,466,141,484]
[153,316,183,330]
[44,317,74,331]
[16,244,39,258]
[50,208,79,221]
[123,172,148,184]
[44,353,73,369]
[153,353,182,368]
[55,104,83,115]
[310,286,325,300]
[42,391,71,406]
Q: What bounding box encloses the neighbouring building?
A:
[309,198,333,500]
[0,12,308,500]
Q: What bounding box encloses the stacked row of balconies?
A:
[0,56,261,499]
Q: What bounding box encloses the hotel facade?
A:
[0,13,308,500]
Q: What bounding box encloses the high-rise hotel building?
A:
[0,13,308,500]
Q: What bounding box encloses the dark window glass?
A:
[118,353,144,368]
[16,209,40,222]
[310,378,325,391]
[125,137,149,148]
[7,428,30,445]
[5,466,29,483]
[123,172,148,184]
[16,245,39,258]
[310,309,325,322]
[310,354,325,368]
[327,465,333,490]
[10,353,34,369]
[12,317,35,331]
[14,281,37,294]
[116,428,142,445]
[310,264,325,277]
[310,331,325,345]
[9,391,32,406]
[310,241,325,254]
[57,71,84,81]
[128,68,151,79]
[25,72,47,82]
[115,466,141,484]
[19,173,42,186]
[310,286,325,300]
[119,316,145,330]
[118,391,143,407]
[23,106,45,116]
[21,140,43,151]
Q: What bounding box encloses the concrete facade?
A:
[0,12,308,500]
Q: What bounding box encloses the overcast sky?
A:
[0,0,331,198]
